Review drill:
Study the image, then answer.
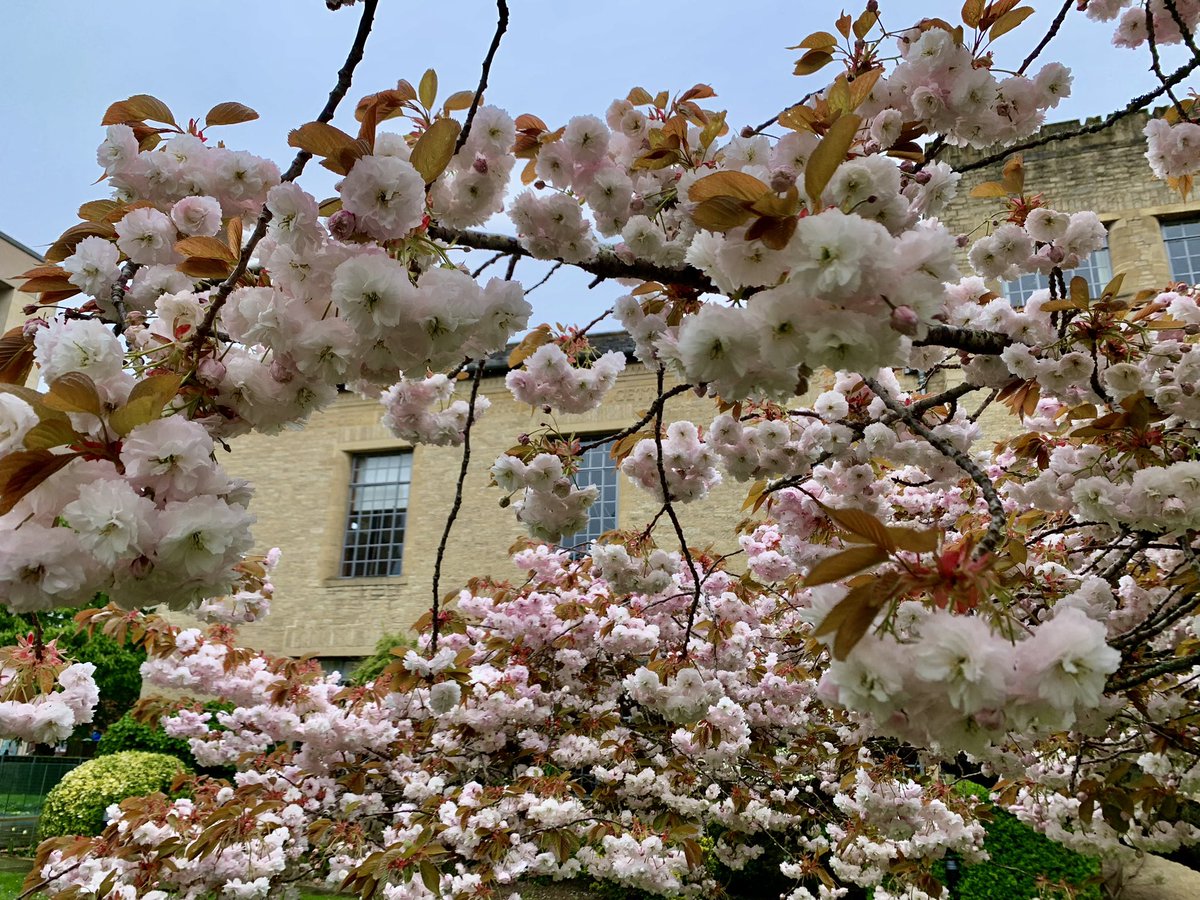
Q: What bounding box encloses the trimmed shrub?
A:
[946,781,1103,900]
[350,632,415,686]
[38,751,186,839]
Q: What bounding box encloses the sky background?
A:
[0,0,1187,325]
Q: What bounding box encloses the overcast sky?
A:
[0,1,1180,324]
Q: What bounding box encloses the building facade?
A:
[223,111,1200,670]
[224,355,752,663]
[937,109,1200,301]
[1,230,44,336]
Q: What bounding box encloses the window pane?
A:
[561,439,619,552]
[341,451,411,577]
[1001,240,1112,308]
[1164,219,1200,285]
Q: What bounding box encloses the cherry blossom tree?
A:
[2,0,1200,897]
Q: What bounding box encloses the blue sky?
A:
[0,1,1177,324]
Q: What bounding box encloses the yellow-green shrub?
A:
[38,751,186,839]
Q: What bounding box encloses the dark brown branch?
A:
[865,376,1007,557]
[430,362,484,654]
[522,261,563,295]
[428,225,716,291]
[453,0,510,157]
[1017,0,1075,74]
[190,0,380,352]
[578,382,694,453]
[907,381,981,419]
[470,251,507,278]
[954,54,1200,173]
[647,366,704,656]
[1147,2,1193,121]
[915,324,1013,355]
[1109,650,1200,692]
[1161,0,1200,62]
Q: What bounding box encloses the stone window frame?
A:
[1001,233,1114,308]
[560,434,620,554]
[337,449,413,579]
[1161,215,1200,286]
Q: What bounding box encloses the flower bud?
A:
[472,154,489,175]
[769,167,797,193]
[890,305,920,336]
[328,209,358,241]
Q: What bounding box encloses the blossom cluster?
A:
[379,374,491,446]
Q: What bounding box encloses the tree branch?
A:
[189,0,380,352]
[865,376,1008,557]
[952,54,1200,174]
[1017,0,1075,74]
[428,225,715,291]
[453,0,510,157]
[430,362,484,654]
[915,325,1013,355]
[646,366,704,656]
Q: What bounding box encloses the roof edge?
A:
[0,229,44,263]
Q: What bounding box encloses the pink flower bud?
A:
[890,305,920,336]
[472,155,489,174]
[270,356,297,384]
[629,195,646,214]
[769,167,797,193]
[328,209,358,241]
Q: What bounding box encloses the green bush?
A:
[349,632,415,686]
[96,712,193,760]
[943,781,1103,900]
[38,751,186,839]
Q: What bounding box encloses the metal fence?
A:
[0,755,87,850]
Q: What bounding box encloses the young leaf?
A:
[0,328,35,386]
[989,6,1034,39]
[687,171,771,204]
[804,114,861,209]
[22,418,79,451]
[691,197,755,232]
[101,94,178,128]
[43,373,103,417]
[206,102,260,127]
[0,450,80,516]
[419,68,439,110]
[176,236,238,262]
[822,505,895,551]
[803,545,888,586]
[410,117,462,184]
[794,50,835,76]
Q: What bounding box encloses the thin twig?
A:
[428,225,716,291]
[865,376,1007,557]
[1161,0,1200,62]
[1017,0,1075,74]
[470,251,507,278]
[522,261,563,295]
[953,54,1200,173]
[189,0,380,352]
[646,366,703,655]
[453,0,510,156]
[578,382,693,453]
[1146,2,1193,121]
[430,362,484,654]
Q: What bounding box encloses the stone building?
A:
[224,111,1200,672]
[938,109,1200,301]
[225,341,751,667]
[1,230,44,335]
